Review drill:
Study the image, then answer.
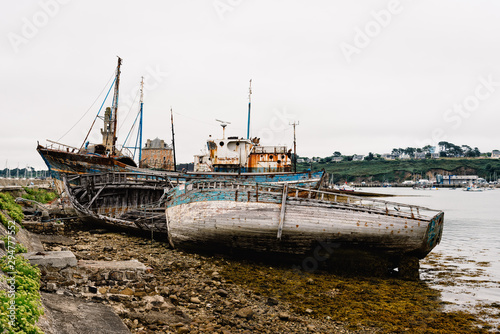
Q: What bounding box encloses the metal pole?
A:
[171,108,177,172]
[247,79,252,139]
[138,77,144,166]
[290,121,299,172]
[111,57,122,155]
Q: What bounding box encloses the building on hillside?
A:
[332,157,343,163]
[382,153,396,160]
[442,175,479,185]
[139,138,174,170]
[414,152,426,159]
[492,150,500,158]
[398,154,411,160]
[352,154,364,161]
[430,153,440,159]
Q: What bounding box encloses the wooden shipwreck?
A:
[164,180,444,274]
[64,172,171,233]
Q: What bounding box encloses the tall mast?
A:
[138,76,144,165]
[290,121,299,172]
[111,57,122,155]
[171,108,177,172]
[246,79,252,139]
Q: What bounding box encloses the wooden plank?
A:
[276,184,288,240]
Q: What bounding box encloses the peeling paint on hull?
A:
[165,181,444,260]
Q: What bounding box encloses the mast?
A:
[111,57,122,155]
[138,77,144,165]
[290,121,299,172]
[171,108,177,172]
[246,79,252,139]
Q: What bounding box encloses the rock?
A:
[306,278,315,285]
[46,282,57,292]
[103,246,114,252]
[190,297,201,304]
[305,308,313,314]
[119,288,134,296]
[88,286,98,293]
[216,289,228,297]
[177,326,190,334]
[236,307,254,319]
[307,324,316,331]
[23,251,77,268]
[266,297,279,306]
[144,295,165,305]
[278,312,290,320]
[98,287,107,294]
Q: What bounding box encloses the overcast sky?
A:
[2,0,500,169]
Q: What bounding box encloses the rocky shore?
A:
[39,223,369,334]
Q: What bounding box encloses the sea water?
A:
[362,186,500,326]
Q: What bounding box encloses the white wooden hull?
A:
[166,199,443,259]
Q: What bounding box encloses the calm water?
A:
[361,187,500,326]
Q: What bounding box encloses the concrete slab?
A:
[39,292,130,334]
[78,259,148,271]
[23,251,77,268]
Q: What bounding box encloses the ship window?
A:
[277,160,281,164]
[269,155,274,160]
[281,155,285,159]
[219,141,224,147]
[236,142,240,146]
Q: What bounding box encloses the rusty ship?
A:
[37,57,147,194]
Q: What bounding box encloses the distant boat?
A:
[463,185,483,192]
[164,179,445,275]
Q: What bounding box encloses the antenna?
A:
[215,119,231,139]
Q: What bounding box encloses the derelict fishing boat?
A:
[37,57,144,194]
[63,172,171,233]
[164,179,444,274]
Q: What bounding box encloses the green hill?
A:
[298,159,500,183]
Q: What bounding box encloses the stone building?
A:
[139,138,174,170]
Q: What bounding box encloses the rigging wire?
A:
[79,76,117,150]
[118,90,140,133]
[56,70,116,142]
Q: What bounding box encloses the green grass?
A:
[22,187,58,204]
[0,193,24,225]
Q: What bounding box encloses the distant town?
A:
[298,142,500,163]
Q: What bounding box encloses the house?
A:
[352,154,364,161]
[140,138,174,170]
[382,153,395,160]
[442,175,479,185]
[296,158,306,163]
[414,152,426,160]
[332,157,343,163]
[398,154,411,160]
[492,150,500,158]
[430,153,440,159]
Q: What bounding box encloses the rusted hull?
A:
[165,181,444,262]
[37,146,137,182]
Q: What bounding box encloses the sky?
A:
[1,0,500,169]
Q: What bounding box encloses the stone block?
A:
[23,251,77,268]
